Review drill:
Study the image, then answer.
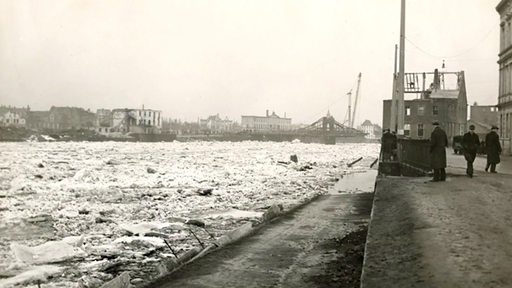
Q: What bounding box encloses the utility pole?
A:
[390,44,398,132]
[397,0,406,135]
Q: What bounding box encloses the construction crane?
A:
[351,73,362,128]
[345,73,362,128]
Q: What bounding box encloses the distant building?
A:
[0,106,29,127]
[101,107,162,134]
[470,104,499,127]
[43,106,96,130]
[383,69,467,143]
[199,114,234,133]
[27,111,51,129]
[496,0,512,154]
[96,109,113,133]
[468,104,500,144]
[241,110,291,131]
[358,120,381,140]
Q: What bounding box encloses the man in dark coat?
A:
[462,124,480,178]
[485,125,502,173]
[430,121,448,181]
[381,129,397,161]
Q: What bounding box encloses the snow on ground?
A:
[0,141,379,287]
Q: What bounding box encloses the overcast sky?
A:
[0,0,500,126]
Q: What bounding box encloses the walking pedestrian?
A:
[462,124,480,178]
[485,125,502,173]
[430,121,448,182]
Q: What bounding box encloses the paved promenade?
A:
[362,151,512,288]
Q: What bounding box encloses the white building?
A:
[0,110,27,127]
[358,120,381,140]
[241,110,292,131]
[199,114,234,133]
[98,107,162,134]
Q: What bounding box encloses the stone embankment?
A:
[144,171,377,288]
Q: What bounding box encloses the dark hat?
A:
[469,124,475,130]
[491,125,499,130]
[432,120,439,125]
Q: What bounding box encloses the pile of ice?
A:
[0,141,379,287]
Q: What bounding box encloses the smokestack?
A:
[266,110,269,117]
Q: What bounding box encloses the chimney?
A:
[433,69,440,90]
[266,110,269,117]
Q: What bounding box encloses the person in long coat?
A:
[430,121,448,181]
[462,124,480,178]
[381,129,397,161]
[485,125,502,173]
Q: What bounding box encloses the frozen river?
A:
[0,141,379,287]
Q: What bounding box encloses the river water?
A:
[0,141,379,287]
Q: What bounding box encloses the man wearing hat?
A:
[462,124,480,177]
[430,120,448,181]
[485,125,502,173]
[381,128,397,161]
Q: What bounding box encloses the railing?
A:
[378,138,432,176]
[397,138,431,176]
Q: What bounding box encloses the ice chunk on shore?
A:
[11,240,86,265]
[119,222,171,236]
[208,209,264,219]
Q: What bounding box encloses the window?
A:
[418,106,425,116]
[405,106,411,116]
[418,124,424,138]
[404,124,410,136]
[433,105,439,115]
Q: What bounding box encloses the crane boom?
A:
[347,90,352,127]
[351,73,362,128]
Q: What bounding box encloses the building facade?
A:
[497,0,512,154]
[467,105,499,141]
[470,105,499,127]
[46,106,95,130]
[358,120,381,140]
[103,108,162,134]
[241,110,291,131]
[383,69,467,144]
[199,114,234,133]
[0,106,28,127]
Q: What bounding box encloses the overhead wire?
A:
[405,25,498,61]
